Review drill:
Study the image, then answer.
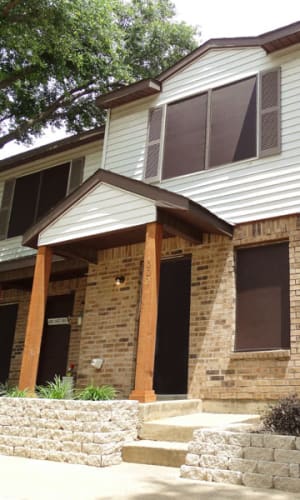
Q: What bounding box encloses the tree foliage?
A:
[0,0,198,148]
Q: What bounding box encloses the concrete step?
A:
[140,412,260,442]
[140,422,196,442]
[138,399,202,423]
[122,440,188,468]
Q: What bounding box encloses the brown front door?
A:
[37,294,74,385]
[0,303,18,384]
[154,257,191,395]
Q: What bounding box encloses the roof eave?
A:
[22,168,233,249]
[0,127,105,174]
[96,79,161,109]
[94,21,300,109]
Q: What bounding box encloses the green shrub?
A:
[76,384,116,401]
[262,394,300,436]
[36,375,73,399]
[0,383,29,397]
[6,386,29,397]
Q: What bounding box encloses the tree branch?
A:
[0,65,38,89]
[0,83,97,149]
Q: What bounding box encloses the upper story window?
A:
[0,157,84,240]
[144,68,280,182]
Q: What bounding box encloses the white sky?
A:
[175,0,300,40]
[1,0,299,160]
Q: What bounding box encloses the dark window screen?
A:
[37,163,69,219]
[162,93,207,180]
[209,76,257,168]
[8,171,40,237]
[7,163,70,237]
[236,242,290,351]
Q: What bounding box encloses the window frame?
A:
[143,68,280,182]
[0,157,84,240]
[234,241,290,352]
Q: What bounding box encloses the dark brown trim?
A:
[0,128,104,174]
[0,261,88,290]
[22,168,233,249]
[157,210,203,243]
[96,21,300,109]
[260,21,300,53]
[96,79,161,109]
[52,243,98,264]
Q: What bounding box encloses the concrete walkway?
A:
[0,455,299,500]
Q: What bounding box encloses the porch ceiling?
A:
[0,259,88,290]
[22,169,233,263]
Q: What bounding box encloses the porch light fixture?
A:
[115,275,125,286]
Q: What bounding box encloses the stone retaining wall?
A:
[0,398,138,467]
[181,429,300,493]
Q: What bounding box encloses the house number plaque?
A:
[47,317,70,326]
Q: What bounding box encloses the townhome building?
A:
[1,22,300,410]
[0,128,104,385]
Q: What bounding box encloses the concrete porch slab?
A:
[140,412,260,441]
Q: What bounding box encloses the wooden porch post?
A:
[129,222,163,403]
[19,246,52,392]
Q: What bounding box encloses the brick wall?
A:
[187,215,300,402]
[78,215,300,402]
[2,214,300,402]
[77,244,144,395]
[0,270,87,386]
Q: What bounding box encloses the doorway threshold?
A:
[156,394,187,401]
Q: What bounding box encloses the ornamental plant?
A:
[262,394,300,436]
[76,384,117,401]
[0,383,29,397]
[36,375,72,399]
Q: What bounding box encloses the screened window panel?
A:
[0,179,15,240]
[7,172,40,238]
[162,93,207,180]
[236,242,290,351]
[209,76,257,168]
[7,163,71,238]
[37,163,70,220]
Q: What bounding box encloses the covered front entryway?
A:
[18,169,233,401]
[37,294,74,385]
[154,257,191,396]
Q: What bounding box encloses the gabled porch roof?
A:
[22,169,233,263]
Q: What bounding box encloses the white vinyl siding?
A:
[0,237,36,263]
[38,184,157,246]
[103,45,300,224]
[83,144,103,180]
[104,98,154,179]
